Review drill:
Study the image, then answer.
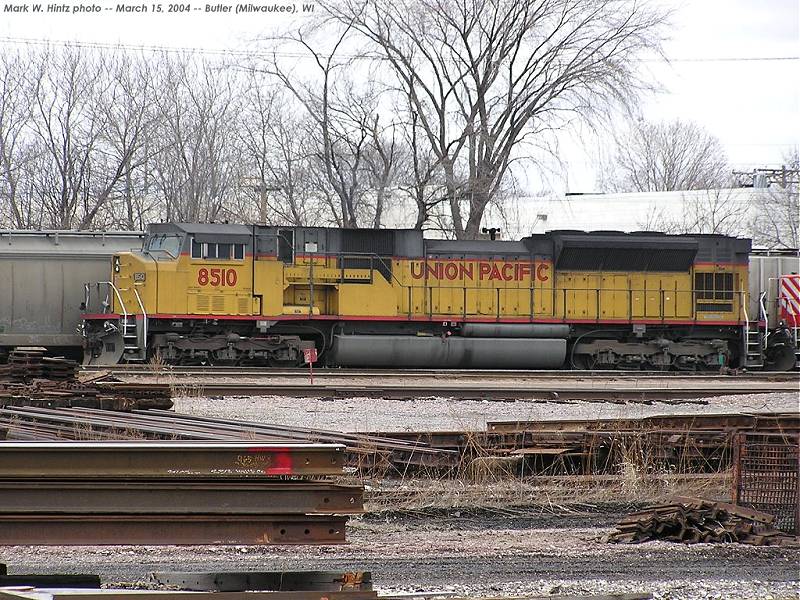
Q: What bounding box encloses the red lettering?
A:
[197,267,237,287]
[410,262,424,279]
[444,263,459,280]
[489,265,502,281]
[460,263,474,280]
[518,263,531,280]
[537,263,550,282]
[479,262,491,279]
[425,263,438,279]
[501,264,514,281]
[210,268,222,286]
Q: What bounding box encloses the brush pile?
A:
[605,496,799,546]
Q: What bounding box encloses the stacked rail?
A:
[0,407,796,478]
[373,412,800,475]
[0,407,457,474]
[605,497,799,546]
[0,349,172,411]
[1,349,79,381]
[0,441,362,545]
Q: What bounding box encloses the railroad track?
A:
[82,365,799,400]
[86,373,799,401]
[82,365,800,380]
[133,382,797,400]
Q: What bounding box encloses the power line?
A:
[0,35,797,63]
[665,56,799,62]
[0,35,320,59]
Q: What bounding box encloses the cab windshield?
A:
[147,234,182,258]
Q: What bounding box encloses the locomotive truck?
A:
[78,223,800,370]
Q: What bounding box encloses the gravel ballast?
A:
[173,391,799,432]
[3,513,798,599]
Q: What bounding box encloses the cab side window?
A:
[190,239,246,261]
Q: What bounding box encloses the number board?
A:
[197,267,238,287]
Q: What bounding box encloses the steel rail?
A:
[106,381,799,400]
[0,406,459,469]
[0,514,348,545]
[0,404,452,453]
[81,365,800,380]
[0,442,345,478]
[0,591,379,600]
[150,570,372,593]
[486,411,800,432]
[0,480,363,514]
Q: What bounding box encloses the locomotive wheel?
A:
[570,353,595,370]
[764,345,797,371]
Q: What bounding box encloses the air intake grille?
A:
[557,247,696,271]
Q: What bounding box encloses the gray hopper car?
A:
[0,230,145,360]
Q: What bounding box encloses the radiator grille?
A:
[212,295,226,313]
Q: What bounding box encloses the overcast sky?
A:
[1,0,798,194]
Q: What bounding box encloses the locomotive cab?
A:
[82,231,172,364]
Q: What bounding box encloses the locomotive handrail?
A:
[132,287,148,350]
[395,285,745,322]
[741,290,752,332]
[759,291,769,348]
[291,251,405,288]
[97,281,129,324]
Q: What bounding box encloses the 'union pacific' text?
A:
[410,261,549,282]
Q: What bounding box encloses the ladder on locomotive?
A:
[121,287,148,362]
[743,291,768,368]
[97,281,148,362]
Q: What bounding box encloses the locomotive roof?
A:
[149,223,253,236]
[147,222,750,241]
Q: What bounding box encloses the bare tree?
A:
[260,28,383,228]
[0,50,38,228]
[397,108,446,230]
[362,115,401,228]
[601,119,730,192]
[322,0,668,238]
[236,75,324,226]
[751,152,800,249]
[151,56,240,222]
[97,54,162,230]
[28,48,112,229]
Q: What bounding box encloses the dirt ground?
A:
[173,391,799,432]
[4,511,799,599]
[6,390,798,599]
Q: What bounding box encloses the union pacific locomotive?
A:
[81,223,799,370]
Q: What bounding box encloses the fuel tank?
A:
[331,335,566,368]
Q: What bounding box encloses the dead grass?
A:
[360,472,732,514]
[352,420,734,514]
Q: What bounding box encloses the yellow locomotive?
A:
[81,223,793,370]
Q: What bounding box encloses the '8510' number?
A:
[197,268,237,287]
